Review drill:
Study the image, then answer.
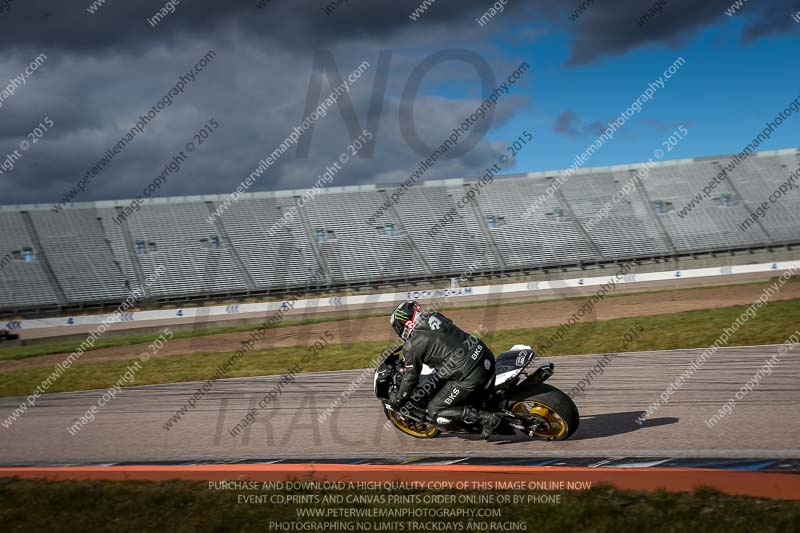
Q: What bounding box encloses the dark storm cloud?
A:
[2,1,793,63]
[0,1,543,205]
[0,0,794,205]
[0,29,532,205]
[280,91,529,190]
[563,0,798,65]
[0,0,533,53]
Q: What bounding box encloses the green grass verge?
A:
[494,296,800,356]
[0,480,798,533]
[0,313,376,362]
[0,299,797,397]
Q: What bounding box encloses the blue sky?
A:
[489,16,800,175]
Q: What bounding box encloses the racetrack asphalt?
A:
[1,344,798,466]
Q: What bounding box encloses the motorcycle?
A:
[374,344,580,440]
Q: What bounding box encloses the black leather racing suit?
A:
[395,312,495,424]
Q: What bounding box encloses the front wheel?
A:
[509,383,580,441]
[383,406,440,439]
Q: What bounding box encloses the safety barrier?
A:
[7,260,797,331]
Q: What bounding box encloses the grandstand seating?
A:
[0,212,60,308]
[30,209,129,303]
[308,189,427,284]
[218,196,318,289]
[0,147,798,312]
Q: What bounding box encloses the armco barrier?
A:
[8,260,797,332]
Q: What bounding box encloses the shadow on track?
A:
[399,411,678,444]
[570,410,678,441]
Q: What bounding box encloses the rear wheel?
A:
[383,407,440,439]
[510,383,580,441]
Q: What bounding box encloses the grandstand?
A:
[1,147,798,314]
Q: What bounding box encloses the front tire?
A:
[510,383,580,440]
[383,407,440,439]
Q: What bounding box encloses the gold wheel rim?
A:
[512,401,567,439]
[387,410,438,438]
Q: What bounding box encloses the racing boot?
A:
[465,406,502,440]
[430,406,501,439]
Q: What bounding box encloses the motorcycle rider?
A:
[388,300,501,439]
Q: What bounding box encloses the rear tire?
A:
[509,383,580,440]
